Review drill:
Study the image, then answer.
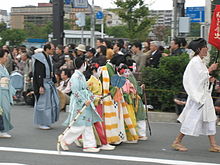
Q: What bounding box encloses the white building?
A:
[0,9,10,26]
[48,30,112,46]
[149,10,172,27]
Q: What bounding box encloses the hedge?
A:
[142,54,189,112]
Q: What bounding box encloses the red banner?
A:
[209,5,220,50]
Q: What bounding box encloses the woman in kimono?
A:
[118,64,139,143]
[59,56,102,152]
[87,63,115,150]
[0,48,16,138]
[172,38,220,152]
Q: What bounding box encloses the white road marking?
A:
[0,164,27,165]
[0,147,218,165]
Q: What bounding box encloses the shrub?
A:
[142,54,189,112]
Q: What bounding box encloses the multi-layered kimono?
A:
[87,75,108,145]
[101,65,121,143]
[122,79,139,141]
[32,52,60,127]
[178,55,217,136]
[0,64,16,132]
[63,70,102,149]
[126,71,147,138]
[104,63,138,143]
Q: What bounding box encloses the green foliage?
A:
[142,54,189,112]
[0,29,26,46]
[105,25,129,38]
[114,0,154,40]
[209,46,220,80]
[189,23,200,37]
[25,22,53,39]
[0,22,7,34]
[25,20,72,39]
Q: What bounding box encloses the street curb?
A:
[148,111,177,123]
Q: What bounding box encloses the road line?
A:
[0,147,218,165]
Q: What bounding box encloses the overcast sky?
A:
[1,0,205,12]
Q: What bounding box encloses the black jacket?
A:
[148,50,162,68]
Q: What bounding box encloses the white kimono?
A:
[178,56,217,136]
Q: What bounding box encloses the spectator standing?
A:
[103,40,114,60]
[76,44,86,57]
[52,45,65,72]
[131,41,147,72]
[170,38,183,56]
[147,41,162,68]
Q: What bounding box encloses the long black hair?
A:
[74,55,86,69]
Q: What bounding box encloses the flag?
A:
[209,5,220,50]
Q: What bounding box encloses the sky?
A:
[1,0,205,13]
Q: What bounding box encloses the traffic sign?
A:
[96,11,104,19]
[186,7,205,23]
[72,0,88,8]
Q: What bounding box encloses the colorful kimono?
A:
[64,70,101,126]
[87,75,108,145]
[0,64,16,132]
[101,66,120,143]
[104,63,138,142]
[122,79,139,141]
[32,53,60,126]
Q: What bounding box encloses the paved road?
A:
[0,105,220,165]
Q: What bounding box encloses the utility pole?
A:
[205,0,211,42]
[171,0,185,39]
[171,0,177,39]
[52,0,64,46]
[89,0,95,48]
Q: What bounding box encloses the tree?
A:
[114,0,154,40]
[0,29,26,46]
[105,25,129,38]
[189,23,200,37]
[0,22,7,34]
[152,25,171,42]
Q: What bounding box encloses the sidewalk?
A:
[148,111,178,123]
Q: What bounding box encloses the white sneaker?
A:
[139,136,148,141]
[0,132,12,138]
[83,147,100,152]
[100,144,115,150]
[39,125,51,130]
[217,121,220,126]
[124,140,138,144]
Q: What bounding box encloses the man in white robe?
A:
[172,38,220,152]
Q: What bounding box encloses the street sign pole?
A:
[81,27,84,44]
[101,22,104,38]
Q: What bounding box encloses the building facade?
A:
[10,3,72,29]
[149,10,172,27]
[0,9,10,26]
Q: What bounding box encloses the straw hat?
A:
[76,44,86,52]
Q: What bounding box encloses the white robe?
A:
[178,56,217,136]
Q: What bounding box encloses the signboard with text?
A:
[186,7,205,23]
[72,0,88,8]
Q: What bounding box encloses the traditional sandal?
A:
[57,134,69,153]
[209,145,220,152]
[171,143,188,152]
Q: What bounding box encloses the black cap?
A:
[188,38,207,52]
[87,47,96,55]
